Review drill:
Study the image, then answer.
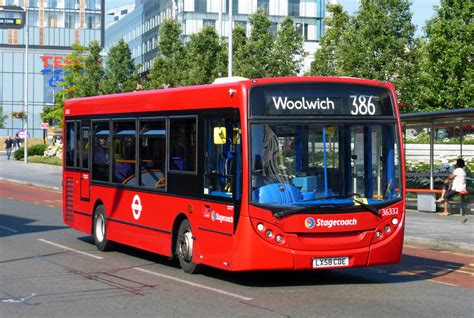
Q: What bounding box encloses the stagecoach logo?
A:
[304,217,316,229]
[131,194,142,220]
[316,218,358,229]
[211,211,234,224]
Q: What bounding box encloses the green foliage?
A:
[147,19,188,89]
[78,41,104,97]
[337,0,416,105]
[310,4,349,76]
[420,0,474,109]
[270,16,304,77]
[101,39,139,94]
[185,26,225,85]
[14,144,47,160]
[0,114,8,128]
[240,8,273,78]
[232,24,249,77]
[28,155,62,166]
[43,43,88,126]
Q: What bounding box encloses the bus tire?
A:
[93,205,114,251]
[176,219,201,274]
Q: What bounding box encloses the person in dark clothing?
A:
[4,136,13,160]
[14,134,21,151]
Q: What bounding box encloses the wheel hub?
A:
[178,230,193,262]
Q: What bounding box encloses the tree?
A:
[241,8,274,78]
[147,19,188,89]
[100,39,138,94]
[232,24,249,77]
[42,43,90,126]
[77,41,104,97]
[270,16,304,77]
[185,26,225,85]
[310,3,349,76]
[336,0,417,107]
[421,0,474,109]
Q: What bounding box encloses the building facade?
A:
[0,0,104,138]
[105,0,325,75]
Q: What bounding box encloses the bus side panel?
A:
[91,186,181,257]
[367,213,405,266]
[232,216,294,271]
[194,201,234,270]
[63,171,93,234]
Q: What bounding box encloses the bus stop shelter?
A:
[401,108,473,214]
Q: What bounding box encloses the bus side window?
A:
[92,121,111,182]
[65,121,75,167]
[169,117,196,172]
[139,119,166,189]
[112,121,136,185]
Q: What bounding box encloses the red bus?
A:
[63,76,405,273]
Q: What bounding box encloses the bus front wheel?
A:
[93,205,114,251]
[176,219,201,274]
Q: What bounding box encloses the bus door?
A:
[198,116,241,268]
[80,125,91,201]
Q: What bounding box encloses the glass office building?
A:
[106,0,325,74]
[0,0,104,138]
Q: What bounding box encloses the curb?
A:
[0,177,62,193]
[405,235,474,254]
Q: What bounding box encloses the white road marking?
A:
[134,267,253,301]
[2,293,36,303]
[0,225,18,233]
[38,239,103,260]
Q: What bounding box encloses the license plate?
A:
[313,257,349,269]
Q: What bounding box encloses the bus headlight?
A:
[392,218,399,226]
[257,223,264,231]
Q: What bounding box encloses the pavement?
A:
[1,152,473,254]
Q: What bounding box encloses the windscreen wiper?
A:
[352,197,381,217]
[272,193,380,218]
[273,194,356,218]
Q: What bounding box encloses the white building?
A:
[105,0,327,74]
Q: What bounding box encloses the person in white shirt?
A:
[435,158,467,216]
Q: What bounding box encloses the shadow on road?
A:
[0,214,68,238]
[77,236,464,287]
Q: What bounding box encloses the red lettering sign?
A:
[40,55,70,68]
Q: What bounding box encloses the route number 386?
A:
[350,95,376,116]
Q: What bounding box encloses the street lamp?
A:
[23,6,29,164]
[228,0,233,77]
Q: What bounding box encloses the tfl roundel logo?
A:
[305,217,316,229]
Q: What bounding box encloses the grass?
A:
[28,156,62,166]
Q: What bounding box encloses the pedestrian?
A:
[435,158,467,216]
[4,136,14,160]
[14,133,21,151]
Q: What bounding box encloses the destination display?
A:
[249,83,395,117]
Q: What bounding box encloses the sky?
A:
[105,0,441,36]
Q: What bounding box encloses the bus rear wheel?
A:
[93,205,114,251]
[176,219,201,274]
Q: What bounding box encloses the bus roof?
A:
[64,76,393,117]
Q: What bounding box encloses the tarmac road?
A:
[1,181,473,317]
